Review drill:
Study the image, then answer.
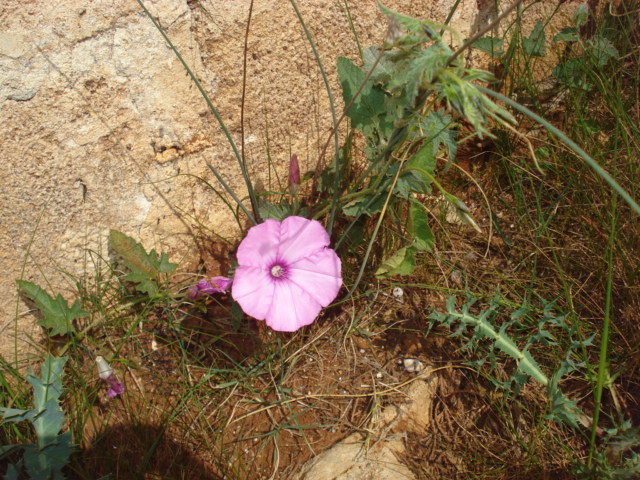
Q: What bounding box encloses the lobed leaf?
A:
[16,281,86,336]
[470,37,504,57]
[110,229,177,296]
[337,56,386,130]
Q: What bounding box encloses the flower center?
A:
[270,265,284,278]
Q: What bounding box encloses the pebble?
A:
[402,358,425,373]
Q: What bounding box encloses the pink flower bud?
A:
[288,154,300,187]
[96,356,125,398]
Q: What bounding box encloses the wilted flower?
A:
[232,216,342,332]
[187,276,233,299]
[95,356,125,398]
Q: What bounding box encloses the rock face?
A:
[0,0,579,361]
[295,373,440,480]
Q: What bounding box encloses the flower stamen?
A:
[270,264,284,278]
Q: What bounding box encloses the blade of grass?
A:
[289,0,341,235]
[476,84,640,216]
[137,0,259,224]
[240,0,254,196]
[341,0,363,60]
[588,131,619,467]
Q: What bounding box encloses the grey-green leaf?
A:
[572,3,589,28]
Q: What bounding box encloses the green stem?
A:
[587,154,618,467]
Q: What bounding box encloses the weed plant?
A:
[2,1,640,479]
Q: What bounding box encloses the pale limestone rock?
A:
[295,433,416,480]
[0,0,581,364]
[296,372,440,480]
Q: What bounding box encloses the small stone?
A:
[402,358,425,373]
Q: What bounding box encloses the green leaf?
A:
[401,45,450,105]
[110,230,178,296]
[398,143,436,195]
[231,301,244,331]
[588,36,618,67]
[379,3,436,46]
[470,37,504,57]
[553,58,590,89]
[375,245,417,278]
[258,200,293,221]
[572,3,589,28]
[16,281,86,336]
[553,27,579,43]
[342,193,386,217]
[418,110,457,168]
[409,200,434,251]
[362,46,395,84]
[522,21,546,57]
[337,56,386,130]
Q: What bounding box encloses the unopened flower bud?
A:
[288,154,300,187]
[95,356,113,381]
[96,356,125,398]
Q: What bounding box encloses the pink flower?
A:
[231,216,342,332]
[96,356,125,398]
[187,276,233,299]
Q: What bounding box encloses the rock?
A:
[0,0,582,363]
[295,433,415,480]
[296,371,439,480]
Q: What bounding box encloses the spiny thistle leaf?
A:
[109,229,177,296]
[434,296,549,386]
[27,355,67,443]
[16,281,87,336]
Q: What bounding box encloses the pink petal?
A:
[277,217,331,264]
[235,219,281,268]
[288,249,342,306]
[266,281,322,332]
[231,266,276,320]
[232,216,342,332]
[198,276,233,294]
